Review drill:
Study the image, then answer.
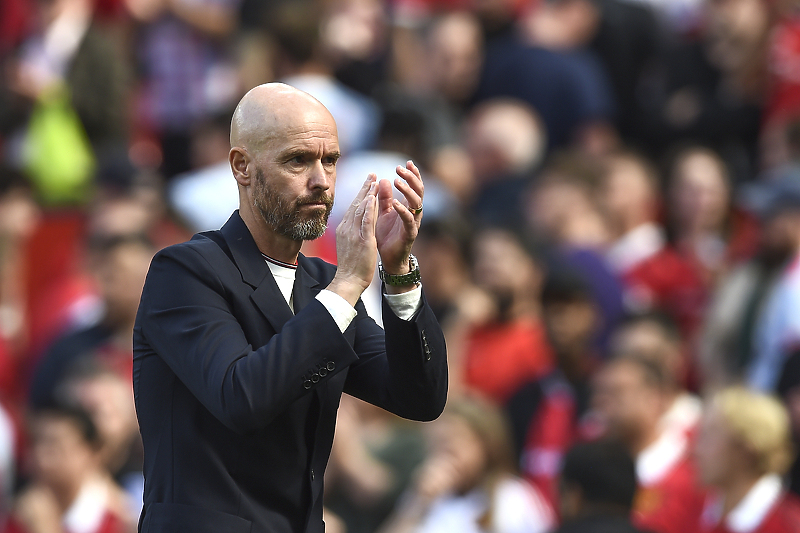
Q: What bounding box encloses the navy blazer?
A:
[133,211,447,533]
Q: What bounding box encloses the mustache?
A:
[296,192,333,208]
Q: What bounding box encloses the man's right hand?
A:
[326,175,378,307]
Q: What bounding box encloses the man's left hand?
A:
[375,160,424,281]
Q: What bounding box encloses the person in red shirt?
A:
[694,387,800,533]
[599,150,708,343]
[459,227,554,404]
[5,404,134,533]
[592,356,706,533]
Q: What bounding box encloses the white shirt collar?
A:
[63,477,109,533]
[606,223,665,274]
[727,475,783,533]
[636,427,688,485]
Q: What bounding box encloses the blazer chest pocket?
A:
[143,502,252,533]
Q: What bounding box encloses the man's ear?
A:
[230,147,251,186]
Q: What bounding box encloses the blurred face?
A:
[70,375,138,460]
[611,322,682,390]
[428,414,487,493]
[94,243,153,327]
[428,13,484,103]
[472,230,539,303]
[706,0,769,48]
[670,152,730,235]
[31,415,96,491]
[543,299,597,358]
[528,180,588,241]
[694,406,745,487]
[592,361,663,445]
[600,159,655,232]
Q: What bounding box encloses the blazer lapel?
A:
[292,254,321,313]
[220,211,294,332]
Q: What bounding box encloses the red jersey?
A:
[699,476,800,533]
[632,429,707,533]
[464,318,554,404]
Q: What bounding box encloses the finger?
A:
[361,193,378,240]
[393,176,422,211]
[348,179,377,225]
[346,174,377,223]
[393,199,421,234]
[396,161,424,200]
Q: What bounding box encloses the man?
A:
[592,356,705,533]
[132,83,448,533]
[556,439,649,533]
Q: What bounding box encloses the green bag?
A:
[22,85,95,206]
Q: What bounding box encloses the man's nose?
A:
[308,161,332,190]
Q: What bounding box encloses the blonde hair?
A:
[712,387,795,476]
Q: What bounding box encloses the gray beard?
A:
[253,170,332,241]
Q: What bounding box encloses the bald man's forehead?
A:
[230,90,338,152]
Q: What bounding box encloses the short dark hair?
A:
[617,310,681,345]
[561,439,637,511]
[32,403,102,449]
[541,268,593,306]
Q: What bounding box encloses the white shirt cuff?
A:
[316,290,357,333]
[384,284,423,321]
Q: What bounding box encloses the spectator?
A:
[464,98,546,227]
[600,150,707,341]
[473,20,615,151]
[270,0,380,156]
[667,146,745,287]
[58,363,143,519]
[456,227,554,404]
[694,387,800,533]
[592,355,706,533]
[610,312,702,434]
[700,168,800,388]
[378,396,554,533]
[744,173,800,392]
[556,439,649,533]
[506,269,602,509]
[631,0,767,183]
[324,396,427,533]
[125,0,242,178]
[29,234,155,408]
[524,152,625,350]
[5,404,134,533]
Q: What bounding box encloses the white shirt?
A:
[415,477,554,533]
[701,475,784,533]
[265,259,423,332]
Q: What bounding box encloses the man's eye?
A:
[290,156,305,164]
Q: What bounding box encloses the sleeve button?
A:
[311,373,320,383]
[319,367,328,377]
[303,380,312,390]
[326,361,336,372]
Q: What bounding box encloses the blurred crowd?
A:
[2,0,800,531]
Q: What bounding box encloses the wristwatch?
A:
[379,254,421,286]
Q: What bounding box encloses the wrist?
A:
[379,254,421,291]
[326,277,366,307]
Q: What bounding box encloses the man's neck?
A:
[239,205,302,264]
[721,472,761,516]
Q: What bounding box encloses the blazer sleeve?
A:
[135,245,361,435]
[342,291,448,422]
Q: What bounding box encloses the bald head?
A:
[230,83,337,153]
